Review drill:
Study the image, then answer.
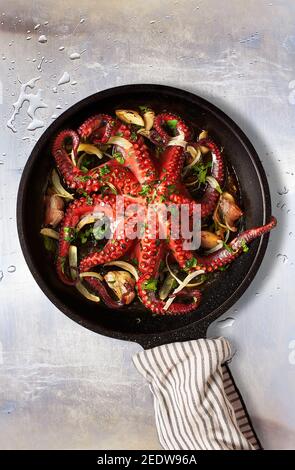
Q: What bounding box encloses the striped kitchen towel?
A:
[133,337,261,450]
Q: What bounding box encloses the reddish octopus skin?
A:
[56,194,112,285]
[53,111,277,316]
[78,114,114,143]
[169,216,277,273]
[136,230,202,315]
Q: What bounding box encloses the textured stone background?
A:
[0,0,294,449]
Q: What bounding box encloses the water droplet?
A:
[80,18,85,23]
[0,161,4,165]
[150,20,156,24]
[34,24,40,30]
[26,36,31,40]
[71,81,77,86]
[38,34,47,44]
[37,56,45,71]
[52,86,57,93]
[32,58,36,62]
[69,52,80,60]
[217,317,235,328]
[57,71,70,85]
[59,46,65,51]
[56,104,62,109]
[289,232,293,236]
[51,114,57,119]
[7,77,47,133]
[135,318,141,324]
[44,21,48,25]
[2,56,6,60]
[277,186,289,195]
[7,265,16,273]
[277,253,288,264]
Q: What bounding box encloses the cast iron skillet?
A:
[17,84,271,349]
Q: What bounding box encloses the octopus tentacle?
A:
[169,138,224,218]
[79,214,137,309]
[136,230,202,315]
[154,112,192,146]
[56,194,112,285]
[78,114,114,143]
[114,134,158,185]
[169,217,277,272]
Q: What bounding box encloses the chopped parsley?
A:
[99,165,111,176]
[143,278,158,292]
[166,119,178,132]
[222,242,234,253]
[185,257,198,269]
[139,184,151,196]
[63,226,76,242]
[116,131,124,137]
[113,152,125,164]
[192,161,212,187]
[241,240,249,253]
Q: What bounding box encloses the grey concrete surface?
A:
[0,0,294,450]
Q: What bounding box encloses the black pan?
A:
[17,84,271,349]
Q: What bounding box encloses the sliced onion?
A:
[107,136,133,150]
[185,178,199,187]
[182,146,201,176]
[167,131,187,148]
[224,229,230,243]
[163,270,205,311]
[78,143,103,158]
[52,169,74,200]
[75,281,100,302]
[40,228,59,240]
[69,245,78,281]
[165,254,203,287]
[204,241,224,254]
[103,261,139,281]
[70,149,77,167]
[79,271,103,281]
[143,110,155,131]
[206,176,223,194]
[76,212,104,232]
[115,109,144,127]
[69,246,101,302]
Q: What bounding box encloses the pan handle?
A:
[136,318,209,350]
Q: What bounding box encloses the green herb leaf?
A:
[143,278,158,291]
[99,165,111,176]
[241,240,249,253]
[222,242,234,253]
[166,119,178,131]
[139,184,151,196]
[192,161,212,187]
[113,152,125,164]
[185,257,198,269]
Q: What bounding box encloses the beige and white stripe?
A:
[133,337,260,450]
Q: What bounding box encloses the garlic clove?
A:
[115,109,144,127]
